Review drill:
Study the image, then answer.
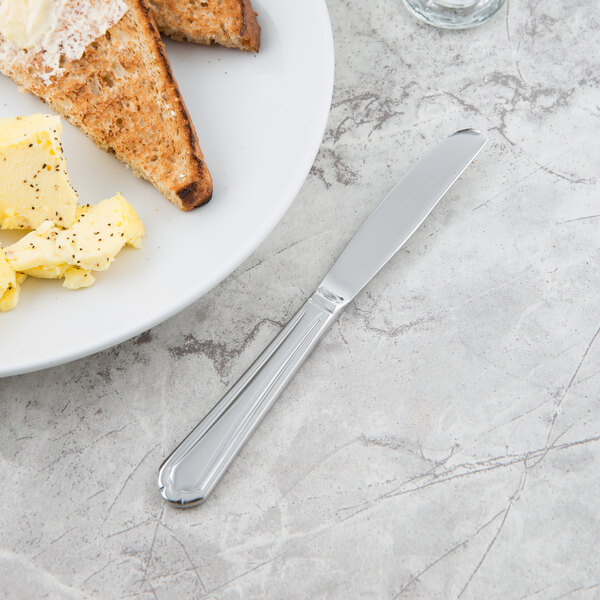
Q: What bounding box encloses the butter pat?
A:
[56,194,145,271]
[64,266,95,289]
[4,194,145,288]
[0,114,78,230]
[56,194,146,271]
[0,247,25,311]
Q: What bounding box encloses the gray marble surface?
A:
[2,1,600,598]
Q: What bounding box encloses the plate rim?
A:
[1,0,334,379]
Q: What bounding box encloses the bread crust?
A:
[149,0,260,52]
[137,0,213,208]
[1,0,213,210]
[239,0,261,52]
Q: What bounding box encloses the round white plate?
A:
[0,0,334,378]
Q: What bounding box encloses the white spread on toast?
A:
[0,0,55,49]
[0,0,128,84]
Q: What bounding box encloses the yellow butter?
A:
[64,266,95,289]
[12,264,94,290]
[0,248,26,311]
[23,264,70,279]
[3,220,64,271]
[4,194,144,288]
[54,194,145,271]
[0,114,77,230]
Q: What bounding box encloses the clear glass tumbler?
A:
[403,0,505,29]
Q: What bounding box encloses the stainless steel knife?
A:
[158,129,487,507]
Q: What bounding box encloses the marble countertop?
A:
[2,1,600,598]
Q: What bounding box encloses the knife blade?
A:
[322,129,487,302]
[158,129,487,507]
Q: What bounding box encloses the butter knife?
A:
[158,129,487,507]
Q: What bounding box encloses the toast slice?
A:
[0,0,212,210]
[149,0,260,53]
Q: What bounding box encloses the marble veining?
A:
[2,1,600,598]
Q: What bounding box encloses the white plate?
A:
[0,0,334,378]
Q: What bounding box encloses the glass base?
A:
[403,0,505,29]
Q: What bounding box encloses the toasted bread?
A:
[0,0,212,210]
[149,0,260,53]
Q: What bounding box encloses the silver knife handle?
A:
[158,286,347,506]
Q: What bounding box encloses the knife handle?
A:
[158,287,347,507]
